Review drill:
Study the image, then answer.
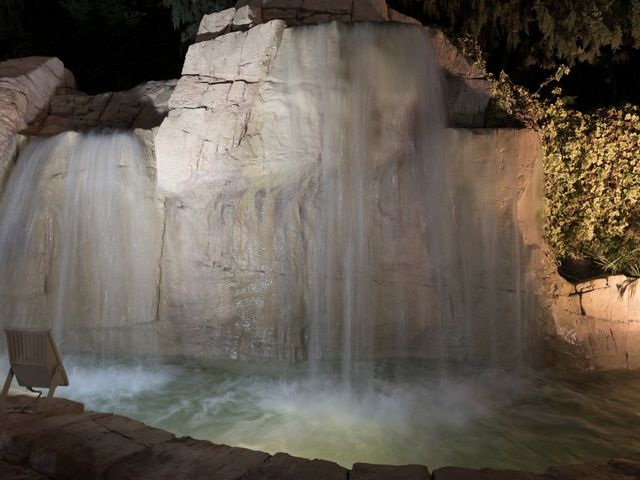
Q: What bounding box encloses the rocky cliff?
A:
[0,0,638,370]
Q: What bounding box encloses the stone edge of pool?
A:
[1,394,638,480]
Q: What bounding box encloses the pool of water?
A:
[57,357,640,472]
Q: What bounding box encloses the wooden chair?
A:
[1,328,69,408]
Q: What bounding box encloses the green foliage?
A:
[485,71,543,128]
[541,102,640,276]
[421,0,640,68]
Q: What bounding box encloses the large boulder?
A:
[153,19,544,363]
[0,57,66,192]
[155,20,286,194]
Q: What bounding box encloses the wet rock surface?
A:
[2,394,640,480]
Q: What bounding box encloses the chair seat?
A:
[2,327,69,407]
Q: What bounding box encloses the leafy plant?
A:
[541,101,640,277]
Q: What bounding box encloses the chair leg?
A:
[39,368,60,410]
[0,369,14,422]
[1,369,13,402]
[46,384,57,402]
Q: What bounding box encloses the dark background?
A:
[1,0,638,107]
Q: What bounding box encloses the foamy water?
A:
[54,358,640,472]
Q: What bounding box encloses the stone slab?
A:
[351,462,430,480]
[3,393,84,418]
[426,28,486,79]
[93,414,175,447]
[183,21,284,82]
[546,463,637,479]
[351,0,388,21]
[107,437,270,480]
[28,418,149,479]
[609,455,640,476]
[433,467,551,479]
[0,56,65,196]
[197,8,236,42]
[388,8,421,25]
[580,277,640,321]
[233,5,263,29]
[239,452,348,480]
[0,459,48,479]
[1,412,108,463]
[446,76,491,127]
[36,79,177,135]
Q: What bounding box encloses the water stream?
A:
[0,131,161,355]
[270,23,536,379]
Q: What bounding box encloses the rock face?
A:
[25,79,177,135]
[156,19,286,194]
[149,3,639,368]
[427,29,492,127]
[0,57,67,191]
[151,7,640,367]
[545,275,640,370]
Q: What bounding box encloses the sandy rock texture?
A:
[0,57,67,190]
[545,275,640,370]
[25,79,177,135]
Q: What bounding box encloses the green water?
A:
[59,357,640,472]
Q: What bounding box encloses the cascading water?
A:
[0,131,161,356]
[267,22,536,381]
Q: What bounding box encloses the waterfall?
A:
[265,22,536,379]
[0,131,162,356]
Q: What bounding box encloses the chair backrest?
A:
[4,328,69,388]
